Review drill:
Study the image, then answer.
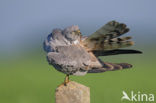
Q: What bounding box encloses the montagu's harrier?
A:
[43,21,142,85]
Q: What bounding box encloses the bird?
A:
[43,21,142,85]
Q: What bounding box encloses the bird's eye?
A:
[71,31,74,34]
[77,30,80,33]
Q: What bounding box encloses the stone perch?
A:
[55,81,90,103]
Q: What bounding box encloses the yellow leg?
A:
[64,74,70,86]
[58,74,70,87]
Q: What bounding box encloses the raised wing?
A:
[85,20,129,41]
[82,21,134,51]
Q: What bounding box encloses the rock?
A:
[55,81,90,103]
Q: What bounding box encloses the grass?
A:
[0,48,156,103]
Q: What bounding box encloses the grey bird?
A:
[43,21,142,85]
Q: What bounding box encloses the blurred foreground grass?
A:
[0,47,156,103]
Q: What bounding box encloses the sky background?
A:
[0,0,156,56]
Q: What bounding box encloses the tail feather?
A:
[88,62,132,73]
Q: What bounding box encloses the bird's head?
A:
[63,25,82,43]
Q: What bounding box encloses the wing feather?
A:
[85,21,129,42]
[82,21,133,51]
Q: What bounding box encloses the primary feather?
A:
[82,21,133,51]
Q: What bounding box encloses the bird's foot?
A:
[63,80,70,86]
[57,80,70,87]
[58,74,70,87]
[64,74,70,86]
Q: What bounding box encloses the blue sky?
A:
[0,0,156,53]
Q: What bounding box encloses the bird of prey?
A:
[43,21,142,85]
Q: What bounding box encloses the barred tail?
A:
[88,62,132,73]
